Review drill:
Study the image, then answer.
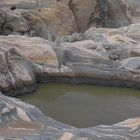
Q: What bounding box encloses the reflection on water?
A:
[18,83,140,128]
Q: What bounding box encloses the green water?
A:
[18,83,140,128]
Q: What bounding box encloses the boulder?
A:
[68,0,131,32]
[0,47,35,96]
[22,3,77,40]
[0,35,58,95]
[0,0,134,37]
[0,3,77,40]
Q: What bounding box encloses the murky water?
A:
[18,83,140,128]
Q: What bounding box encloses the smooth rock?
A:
[0,33,140,94]
[0,92,140,139]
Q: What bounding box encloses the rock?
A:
[88,0,131,28]
[22,3,77,40]
[121,57,140,71]
[0,35,58,66]
[0,0,134,37]
[55,32,82,43]
[81,25,140,60]
[0,9,29,36]
[0,47,36,96]
[0,0,140,139]
[0,35,58,95]
[68,0,97,32]
[0,3,77,40]
[0,92,140,139]
[108,23,140,41]
[68,0,131,32]
[0,32,140,94]
[130,48,140,56]
[128,0,140,23]
[0,0,37,9]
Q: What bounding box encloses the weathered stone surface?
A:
[108,23,140,41]
[0,0,135,36]
[0,0,140,139]
[0,46,35,96]
[0,92,140,140]
[23,3,77,40]
[0,0,57,9]
[0,2,77,40]
[0,35,59,95]
[0,30,140,94]
[68,0,131,32]
[0,0,37,9]
[121,57,140,71]
[128,0,140,23]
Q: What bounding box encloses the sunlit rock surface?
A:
[0,0,133,37]
[0,24,140,139]
[0,1,77,40]
[0,27,140,95]
[0,0,140,139]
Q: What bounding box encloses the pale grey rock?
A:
[108,23,140,41]
[121,57,140,71]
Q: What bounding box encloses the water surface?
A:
[18,83,140,128]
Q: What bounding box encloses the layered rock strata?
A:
[0,23,140,95]
[0,0,140,139]
[1,92,140,140]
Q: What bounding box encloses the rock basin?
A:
[18,83,140,128]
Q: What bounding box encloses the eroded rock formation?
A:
[0,3,76,40]
[69,0,131,31]
[1,92,140,140]
[0,25,140,96]
[0,0,133,37]
[0,0,140,139]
